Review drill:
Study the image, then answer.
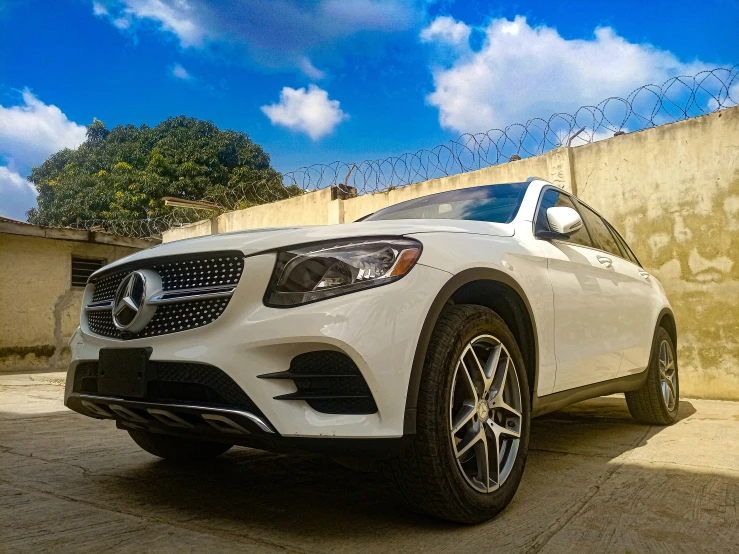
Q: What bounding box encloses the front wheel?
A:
[626,326,679,425]
[386,304,530,524]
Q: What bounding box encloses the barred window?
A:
[71,257,105,287]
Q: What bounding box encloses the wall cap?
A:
[0,216,159,249]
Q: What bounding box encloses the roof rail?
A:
[526,176,550,183]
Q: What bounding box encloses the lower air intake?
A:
[72,360,263,416]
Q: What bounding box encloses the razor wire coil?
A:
[43,65,739,238]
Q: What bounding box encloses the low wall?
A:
[0,226,151,372]
[162,106,739,400]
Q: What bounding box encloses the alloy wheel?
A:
[449,334,523,494]
[659,339,677,411]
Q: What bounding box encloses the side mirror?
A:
[537,206,583,239]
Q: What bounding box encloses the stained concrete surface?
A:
[0,372,737,554]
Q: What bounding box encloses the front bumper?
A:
[65,253,451,439]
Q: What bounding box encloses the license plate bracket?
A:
[98,348,154,398]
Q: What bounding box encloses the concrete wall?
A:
[163,155,553,242]
[0,234,143,372]
[220,187,335,231]
[162,106,739,400]
[343,154,551,222]
[572,108,739,401]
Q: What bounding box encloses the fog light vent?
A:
[258,351,378,415]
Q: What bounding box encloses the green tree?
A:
[27,116,301,226]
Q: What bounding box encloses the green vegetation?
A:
[27,116,300,225]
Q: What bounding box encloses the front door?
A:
[534,188,623,392]
[542,242,624,391]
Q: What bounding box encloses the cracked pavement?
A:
[1,372,738,553]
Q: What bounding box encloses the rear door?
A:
[534,189,624,392]
[604,219,657,374]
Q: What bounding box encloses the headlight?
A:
[265,238,422,307]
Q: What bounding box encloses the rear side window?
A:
[535,189,593,247]
[607,223,641,266]
[576,202,622,257]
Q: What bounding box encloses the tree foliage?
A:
[27,116,299,225]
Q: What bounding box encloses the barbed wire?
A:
[47,65,739,238]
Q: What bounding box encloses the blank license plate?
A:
[97,348,152,398]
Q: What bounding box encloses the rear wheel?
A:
[128,430,233,461]
[386,304,530,524]
[626,326,679,425]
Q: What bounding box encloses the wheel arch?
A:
[403,268,539,434]
[657,307,677,349]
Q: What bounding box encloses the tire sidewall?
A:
[430,307,531,515]
[652,327,679,420]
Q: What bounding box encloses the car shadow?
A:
[86,397,699,542]
[9,394,736,552]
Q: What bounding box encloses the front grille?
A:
[92,255,244,302]
[258,351,378,415]
[72,360,263,415]
[85,252,243,340]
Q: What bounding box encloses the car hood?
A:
[97,219,514,274]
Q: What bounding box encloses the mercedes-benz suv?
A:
[65,177,679,524]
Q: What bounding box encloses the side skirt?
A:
[531,369,648,418]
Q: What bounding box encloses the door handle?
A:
[596,255,612,268]
[638,270,650,279]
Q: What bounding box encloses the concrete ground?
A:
[0,372,737,554]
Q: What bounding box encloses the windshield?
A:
[363,182,528,223]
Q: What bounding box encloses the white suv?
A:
[65,178,679,524]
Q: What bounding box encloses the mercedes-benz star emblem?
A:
[112,269,161,333]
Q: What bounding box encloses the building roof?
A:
[0,216,160,249]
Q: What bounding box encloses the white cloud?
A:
[0,166,38,220]
[113,16,132,29]
[171,62,192,80]
[299,57,326,80]
[91,0,419,73]
[92,1,108,16]
[0,90,87,169]
[0,91,86,220]
[422,16,709,134]
[261,84,347,140]
[420,15,470,46]
[126,0,204,46]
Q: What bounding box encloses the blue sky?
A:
[1,0,737,219]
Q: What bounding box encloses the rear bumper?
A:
[65,253,451,439]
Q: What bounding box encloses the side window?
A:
[535,189,593,247]
[607,223,641,266]
[576,202,622,257]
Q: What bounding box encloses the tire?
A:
[128,430,233,461]
[385,304,531,524]
[626,326,679,425]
